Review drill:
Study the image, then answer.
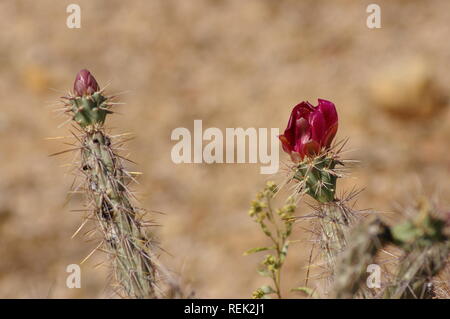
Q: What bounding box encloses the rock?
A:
[369,56,447,120]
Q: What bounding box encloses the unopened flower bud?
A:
[73,69,100,96]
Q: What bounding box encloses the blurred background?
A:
[0,0,449,298]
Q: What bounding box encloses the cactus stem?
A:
[56,70,185,298]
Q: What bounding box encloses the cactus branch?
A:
[81,129,160,297]
[59,69,183,298]
[332,218,390,298]
[384,199,449,299]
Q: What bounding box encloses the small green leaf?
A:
[257,268,271,277]
[260,223,272,237]
[260,285,275,294]
[280,241,289,263]
[243,246,273,256]
[291,286,315,296]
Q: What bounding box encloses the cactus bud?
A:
[70,70,111,128]
[74,69,100,96]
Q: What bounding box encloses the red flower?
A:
[279,99,338,162]
[73,69,99,97]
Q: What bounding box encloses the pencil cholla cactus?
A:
[60,69,183,298]
[331,198,449,299]
[279,99,357,292]
[332,218,390,299]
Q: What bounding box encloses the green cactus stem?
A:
[292,153,352,292]
[81,130,159,298]
[60,70,184,298]
[293,155,338,203]
[70,92,112,128]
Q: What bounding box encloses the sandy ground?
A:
[0,0,449,298]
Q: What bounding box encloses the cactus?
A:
[330,198,449,299]
[384,243,449,299]
[384,199,449,299]
[267,98,450,299]
[71,69,110,128]
[71,92,111,128]
[315,201,355,270]
[59,69,182,298]
[277,99,359,293]
[291,149,357,293]
[292,155,339,204]
[332,218,390,298]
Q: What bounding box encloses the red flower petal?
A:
[281,102,314,155]
[294,117,310,147]
[280,99,338,161]
[323,122,338,148]
[300,139,321,157]
[279,135,293,154]
[317,99,338,129]
[309,109,326,146]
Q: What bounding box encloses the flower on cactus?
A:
[279,99,338,162]
[279,99,339,203]
[74,69,100,96]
